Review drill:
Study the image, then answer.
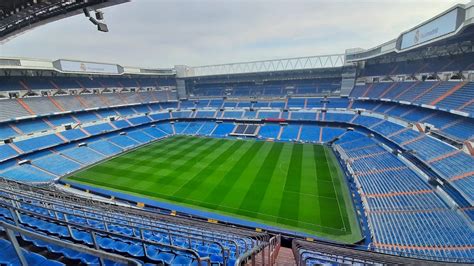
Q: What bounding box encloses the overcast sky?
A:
[0,0,467,68]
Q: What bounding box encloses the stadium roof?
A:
[346,1,474,62]
[0,56,175,76]
[179,54,346,78]
[0,0,128,43]
[1,1,473,78]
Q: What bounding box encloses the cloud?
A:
[0,0,466,68]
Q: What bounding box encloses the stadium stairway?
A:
[16,98,35,115]
[430,81,469,106]
[274,247,296,265]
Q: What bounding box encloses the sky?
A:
[0,0,467,68]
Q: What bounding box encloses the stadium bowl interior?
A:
[0,0,473,265]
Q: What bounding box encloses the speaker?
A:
[89,17,98,25]
[95,11,104,20]
[83,8,90,17]
[97,22,108,32]
[64,124,72,130]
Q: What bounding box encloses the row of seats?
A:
[0,118,349,184]
[182,98,349,110]
[0,123,170,183]
[182,97,474,142]
[0,102,471,262]
[0,76,176,91]
[3,93,472,144]
[0,178,262,265]
[0,102,177,141]
[361,52,474,77]
[189,78,341,97]
[350,81,474,118]
[172,121,347,143]
[2,103,472,203]
[353,99,474,141]
[0,90,177,122]
[334,131,474,260]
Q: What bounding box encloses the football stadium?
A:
[0,0,473,265]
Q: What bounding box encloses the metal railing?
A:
[0,178,264,242]
[292,239,473,265]
[0,190,238,258]
[0,178,273,264]
[0,184,257,253]
[0,201,210,265]
[234,235,280,266]
[1,221,142,266]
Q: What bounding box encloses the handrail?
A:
[234,242,267,266]
[1,178,266,255]
[0,191,235,259]
[1,221,142,266]
[1,177,262,240]
[0,177,262,240]
[234,235,280,266]
[0,201,211,265]
[292,239,474,264]
[0,187,243,258]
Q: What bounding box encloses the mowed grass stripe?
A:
[197,141,265,207]
[156,138,234,193]
[333,148,360,236]
[297,145,321,227]
[256,142,292,222]
[113,137,211,189]
[111,135,187,162]
[70,136,191,185]
[143,138,221,184]
[324,147,350,232]
[171,140,249,200]
[64,136,362,243]
[277,143,303,227]
[181,141,260,203]
[66,140,220,201]
[105,136,199,168]
[73,137,200,188]
[236,142,284,217]
[315,145,344,231]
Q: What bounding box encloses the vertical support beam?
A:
[91,231,105,266]
[63,213,74,238]
[5,227,28,266]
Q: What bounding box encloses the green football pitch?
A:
[64,135,362,243]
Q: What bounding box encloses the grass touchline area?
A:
[64,135,362,243]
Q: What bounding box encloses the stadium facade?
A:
[0,1,473,265]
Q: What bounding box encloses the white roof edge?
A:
[346,1,474,61]
[0,56,175,76]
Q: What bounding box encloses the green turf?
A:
[63,135,362,243]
